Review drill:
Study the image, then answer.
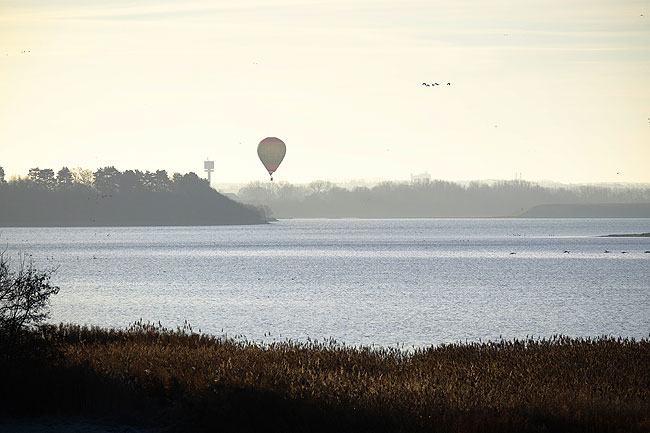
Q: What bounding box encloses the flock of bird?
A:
[508,250,650,255]
[422,82,451,87]
[4,52,649,125]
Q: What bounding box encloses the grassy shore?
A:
[2,323,649,433]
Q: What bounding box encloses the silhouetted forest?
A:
[0,165,269,226]
[237,179,650,218]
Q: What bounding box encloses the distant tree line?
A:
[0,165,268,226]
[237,179,650,218]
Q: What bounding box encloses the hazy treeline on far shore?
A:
[236,179,650,218]
[0,165,269,226]
[2,164,649,222]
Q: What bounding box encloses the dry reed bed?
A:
[27,323,650,432]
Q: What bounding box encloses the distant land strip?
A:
[518,203,650,218]
[601,232,650,237]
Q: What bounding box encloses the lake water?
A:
[2,219,649,348]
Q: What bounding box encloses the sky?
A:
[1,0,649,185]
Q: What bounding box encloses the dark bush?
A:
[0,250,59,342]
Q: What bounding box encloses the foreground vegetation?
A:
[2,323,649,433]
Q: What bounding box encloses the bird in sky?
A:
[422,82,451,87]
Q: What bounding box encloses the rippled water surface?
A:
[2,219,649,347]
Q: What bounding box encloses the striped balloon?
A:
[257,137,286,181]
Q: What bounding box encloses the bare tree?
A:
[70,167,94,186]
[0,250,60,340]
[308,180,333,195]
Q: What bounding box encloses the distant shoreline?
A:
[0,221,270,228]
[601,232,650,237]
[518,203,650,218]
[0,186,271,226]
[0,216,646,227]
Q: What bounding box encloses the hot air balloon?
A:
[257,137,286,181]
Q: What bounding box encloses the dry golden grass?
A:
[4,323,650,432]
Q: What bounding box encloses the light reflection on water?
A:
[2,218,649,348]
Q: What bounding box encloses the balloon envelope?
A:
[257,137,286,178]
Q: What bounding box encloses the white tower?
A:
[204,159,214,185]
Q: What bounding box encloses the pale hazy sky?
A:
[1,0,649,184]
